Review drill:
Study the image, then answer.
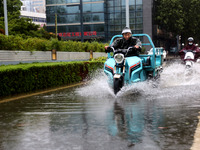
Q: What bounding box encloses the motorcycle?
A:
[104,34,163,94]
[179,50,196,68]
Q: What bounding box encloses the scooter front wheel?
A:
[113,77,123,95]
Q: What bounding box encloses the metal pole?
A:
[55,13,57,39]
[176,35,179,53]
[80,0,83,42]
[125,0,129,27]
[3,0,8,35]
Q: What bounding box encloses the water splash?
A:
[160,62,200,87]
[75,71,115,99]
[76,62,200,101]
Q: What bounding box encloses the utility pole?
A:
[55,13,57,39]
[125,0,129,28]
[80,0,83,42]
[3,0,8,35]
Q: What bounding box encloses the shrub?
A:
[0,34,106,52]
[0,61,104,97]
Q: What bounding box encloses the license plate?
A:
[114,74,121,78]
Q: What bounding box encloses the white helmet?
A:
[188,37,194,42]
[188,37,194,45]
[122,27,132,34]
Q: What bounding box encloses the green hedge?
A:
[0,34,106,52]
[0,61,104,97]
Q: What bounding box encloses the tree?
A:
[0,0,54,39]
[155,0,200,43]
[0,0,22,17]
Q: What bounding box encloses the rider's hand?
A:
[134,45,139,49]
[105,46,113,53]
[134,45,141,52]
[105,46,109,53]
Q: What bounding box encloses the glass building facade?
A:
[46,0,145,42]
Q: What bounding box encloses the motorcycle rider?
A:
[183,37,198,51]
[105,27,142,56]
[179,37,200,60]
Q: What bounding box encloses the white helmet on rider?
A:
[188,37,194,45]
[122,27,132,35]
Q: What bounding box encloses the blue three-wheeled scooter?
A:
[104,34,163,94]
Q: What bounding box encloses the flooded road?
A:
[0,61,200,150]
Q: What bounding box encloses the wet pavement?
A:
[0,61,200,150]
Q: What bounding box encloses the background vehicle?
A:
[147,47,167,61]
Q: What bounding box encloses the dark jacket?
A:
[111,37,142,49]
[110,37,142,56]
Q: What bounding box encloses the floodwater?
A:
[0,61,200,150]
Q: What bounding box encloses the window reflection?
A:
[58,15,68,23]
[83,13,104,22]
[57,6,67,14]
[46,5,80,14]
[130,18,135,24]
[67,6,80,14]
[92,3,104,12]
[83,24,104,32]
[68,14,80,23]
[93,13,104,22]
[83,14,92,22]
[83,3,104,13]
[68,0,80,3]
[115,0,121,7]
[107,1,113,7]
[136,12,142,17]
[83,3,91,13]
[46,0,67,5]
[136,24,143,30]
[129,0,135,5]
[136,5,142,11]
[136,0,142,5]
[108,7,114,13]
[46,6,56,14]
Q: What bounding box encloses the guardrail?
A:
[0,50,107,65]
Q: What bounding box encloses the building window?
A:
[136,0,142,5]
[83,14,92,22]
[58,15,68,23]
[67,5,80,14]
[68,14,80,23]
[83,2,104,13]
[92,13,104,22]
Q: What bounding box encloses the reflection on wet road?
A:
[0,62,200,150]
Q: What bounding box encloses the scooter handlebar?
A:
[105,46,115,53]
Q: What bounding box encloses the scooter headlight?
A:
[114,54,124,64]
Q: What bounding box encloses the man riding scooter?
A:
[179,37,200,61]
[105,27,142,56]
